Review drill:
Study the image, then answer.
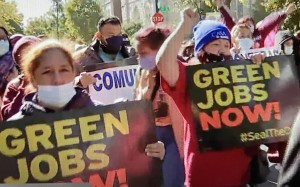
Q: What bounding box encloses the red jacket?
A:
[1,75,27,121]
[161,61,258,187]
[219,6,287,47]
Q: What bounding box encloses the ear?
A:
[95,31,102,40]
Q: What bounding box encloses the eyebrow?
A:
[61,64,72,69]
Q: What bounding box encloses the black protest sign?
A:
[0,100,162,187]
[187,55,300,151]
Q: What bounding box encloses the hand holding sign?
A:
[145,141,165,160]
[250,53,266,65]
[79,72,96,88]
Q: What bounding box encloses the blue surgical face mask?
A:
[0,39,9,56]
[139,53,157,70]
[237,38,254,51]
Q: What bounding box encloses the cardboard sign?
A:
[0,101,162,186]
[86,57,138,105]
[186,55,300,151]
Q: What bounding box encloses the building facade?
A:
[100,0,180,28]
[100,0,265,29]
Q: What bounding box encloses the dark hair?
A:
[98,16,121,30]
[135,25,171,50]
[0,26,13,51]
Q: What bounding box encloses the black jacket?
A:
[8,88,98,121]
[74,40,130,75]
[278,111,300,187]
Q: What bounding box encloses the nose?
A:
[219,47,230,56]
[52,71,64,85]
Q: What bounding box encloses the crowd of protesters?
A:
[1,0,300,186]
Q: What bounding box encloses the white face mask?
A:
[0,39,9,56]
[284,46,293,55]
[37,82,76,109]
[237,38,254,51]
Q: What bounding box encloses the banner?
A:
[87,57,138,105]
[232,47,280,60]
[186,55,300,151]
[239,48,280,59]
[0,101,162,186]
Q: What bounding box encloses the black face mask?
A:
[198,51,232,64]
[101,35,123,54]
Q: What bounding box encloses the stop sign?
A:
[152,12,164,25]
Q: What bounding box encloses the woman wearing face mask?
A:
[134,26,185,187]
[156,8,267,187]
[0,27,18,103]
[230,23,254,59]
[1,36,41,121]
[8,39,165,167]
[216,0,297,48]
[7,39,97,120]
[274,30,294,55]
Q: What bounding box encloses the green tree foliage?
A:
[24,17,52,36]
[252,1,268,23]
[263,0,299,32]
[123,22,143,40]
[24,0,67,38]
[65,0,103,43]
[0,0,23,33]
[173,0,232,16]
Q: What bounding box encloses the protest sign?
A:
[239,48,280,59]
[187,55,300,151]
[232,47,280,60]
[0,101,162,187]
[86,57,138,105]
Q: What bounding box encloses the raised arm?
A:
[156,8,199,87]
[216,0,236,31]
[258,3,296,38]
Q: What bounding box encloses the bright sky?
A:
[12,0,53,24]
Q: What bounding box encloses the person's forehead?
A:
[285,39,293,44]
[209,39,230,44]
[239,27,250,32]
[100,24,121,34]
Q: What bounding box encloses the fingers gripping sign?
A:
[249,53,266,65]
[79,72,97,88]
[145,141,165,160]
